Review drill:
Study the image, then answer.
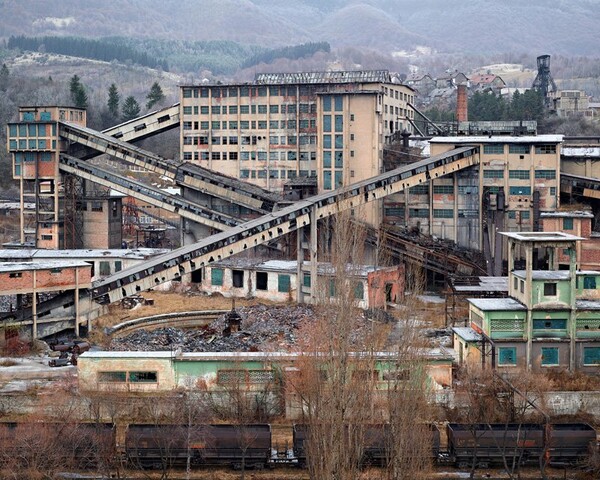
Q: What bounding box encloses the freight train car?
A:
[125,423,272,470]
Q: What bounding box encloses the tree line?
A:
[7,35,168,71]
[240,41,331,69]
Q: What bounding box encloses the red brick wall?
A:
[367,265,405,308]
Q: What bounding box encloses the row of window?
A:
[240,169,316,180]
[381,87,413,104]
[323,170,344,190]
[9,139,55,150]
[383,208,532,220]
[483,169,556,180]
[184,103,318,116]
[183,150,318,162]
[184,134,318,146]
[189,119,309,130]
[9,123,56,138]
[483,144,557,155]
[498,346,600,366]
[183,85,317,99]
[99,371,157,383]
[323,115,344,133]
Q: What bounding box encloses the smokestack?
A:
[456,84,468,122]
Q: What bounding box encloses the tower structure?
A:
[532,55,557,108]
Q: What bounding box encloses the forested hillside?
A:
[1,0,600,55]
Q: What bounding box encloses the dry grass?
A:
[545,369,600,391]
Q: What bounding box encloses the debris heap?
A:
[110,304,317,352]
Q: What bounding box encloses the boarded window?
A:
[583,347,600,365]
[498,347,517,366]
[256,272,268,290]
[541,347,559,366]
[211,268,223,286]
[278,274,290,293]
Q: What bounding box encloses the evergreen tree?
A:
[146,81,165,110]
[69,74,88,108]
[0,63,9,92]
[107,83,120,119]
[122,95,141,121]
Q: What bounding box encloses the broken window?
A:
[129,371,157,383]
[232,270,244,288]
[256,271,268,290]
[99,371,126,383]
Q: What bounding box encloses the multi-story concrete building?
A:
[453,232,600,373]
[179,70,415,225]
[7,106,87,249]
[385,135,562,252]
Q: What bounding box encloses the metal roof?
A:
[0,260,91,273]
[468,297,526,311]
[500,231,583,242]
[452,326,483,342]
[431,134,562,143]
[255,70,391,85]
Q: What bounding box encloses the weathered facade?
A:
[202,258,404,309]
[454,232,600,373]
[179,71,416,226]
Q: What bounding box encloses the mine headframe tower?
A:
[532,54,557,109]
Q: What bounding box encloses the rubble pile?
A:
[110,304,318,352]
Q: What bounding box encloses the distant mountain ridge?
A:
[1,0,599,55]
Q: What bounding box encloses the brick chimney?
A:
[456,84,468,122]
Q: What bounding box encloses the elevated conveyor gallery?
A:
[102,104,180,143]
[561,172,600,200]
[59,122,279,213]
[92,146,480,304]
[59,154,240,230]
[6,146,480,333]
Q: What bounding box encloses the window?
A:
[256,272,268,290]
[211,152,220,160]
[583,347,600,365]
[483,144,504,154]
[323,171,332,190]
[335,135,343,148]
[287,104,296,113]
[129,371,157,383]
[544,283,557,296]
[232,270,244,288]
[183,106,192,115]
[9,272,22,278]
[535,144,556,154]
[520,279,524,294]
[409,208,429,218]
[409,185,429,195]
[229,152,238,161]
[563,218,573,230]
[433,185,454,194]
[323,115,331,132]
[335,115,343,132]
[533,319,567,330]
[498,347,517,366]
[258,105,267,114]
[323,96,331,112]
[200,121,209,129]
[509,186,531,195]
[303,273,311,288]
[211,268,223,286]
[509,144,529,154]
[99,261,111,276]
[99,371,126,383]
[240,105,249,114]
[115,261,122,272]
[354,281,364,300]
[583,276,597,289]
[433,209,454,218]
[278,274,291,293]
[541,347,559,366]
[509,170,530,180]
[535,169,556,179]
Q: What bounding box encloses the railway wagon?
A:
[125,424,272,469]
[547,423,597,466]
[448,423,545,468]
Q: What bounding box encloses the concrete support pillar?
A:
[310,206,318,304]
[32,270,37,340]
[569,244,577,371]
[296,227,304,304]
[75,267,80,337]
[525,244,533,370]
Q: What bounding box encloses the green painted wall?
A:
[530,279,571,306]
